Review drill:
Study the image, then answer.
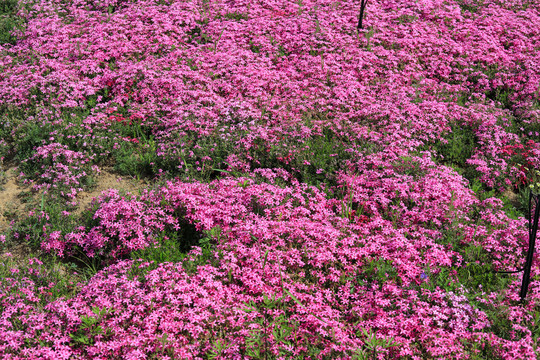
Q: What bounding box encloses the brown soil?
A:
[0,167,148,262]
[503,187,520,208]
[74,169,147,215]
[0,167,147,233]
[0,168,29,234]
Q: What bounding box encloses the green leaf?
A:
[262,249,269,271]
[283,288,305,308]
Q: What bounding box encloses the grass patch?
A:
[0,252,84,304]
[0,0,20,45]
[434,122,477,171]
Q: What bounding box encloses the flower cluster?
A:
[19,143,95,203]
[42,189,179,258]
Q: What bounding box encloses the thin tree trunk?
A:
[358,0,369,29]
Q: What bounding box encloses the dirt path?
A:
[0,168,28,234]
[75,169,147,215]
[0,168,147,234]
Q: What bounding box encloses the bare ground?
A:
[0,167,147,259]
[0,168,28,234]
[74,169,147,215]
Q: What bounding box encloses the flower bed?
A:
[0,0,539,358]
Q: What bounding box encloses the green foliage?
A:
[109,120,168,179]
[361,258,401,287]
[208,339,229,359]
[471,178,528,219]
[108,123,377,190]
[186,26,213,45]
[397,14,417,24]
[222,12,248,21]
[455,0,485,14]
[353,329,400,360]
[530,309,540,347]
[294,129,357,187]
[0,253,83,305]
[129,128,239,181]
[0,0,18,14]
[181,227,222,274]
[0,169,6,190]
[8,198,76,248]
[339,189,355,220]
[113,141,160,178]
[182,131,238,180]
[433,122,481,183]
[249,39,260,53]
[420,266,461,293]
[457,261,512,293]
[509,112,540,143]
[247,128,363,190]
[6,196,104,278]
[8,190,222,279]
[277,44,291,57]
[475,300,526,342]
[242,294,304,359]
[131,221,214,264]
[0,0,20,45]
[69,307,114,347]
[435,123,477,169]
[462,336,502,359]
[69,248,103,280]
[486,87,515,110]
[437,219,514,294]
[421,218,522,344]
[391,155,426,179]
[0,14,18,44]
[130,232,188,264]
[84,91,111,109]
[364,27,375,51]
[131,224,222,277]
[1,106,105,168]
[8,118,53,164]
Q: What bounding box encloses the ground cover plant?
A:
[0,0,540,358]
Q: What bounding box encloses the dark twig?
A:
[357,0,369,29]
[519,190,540,301]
